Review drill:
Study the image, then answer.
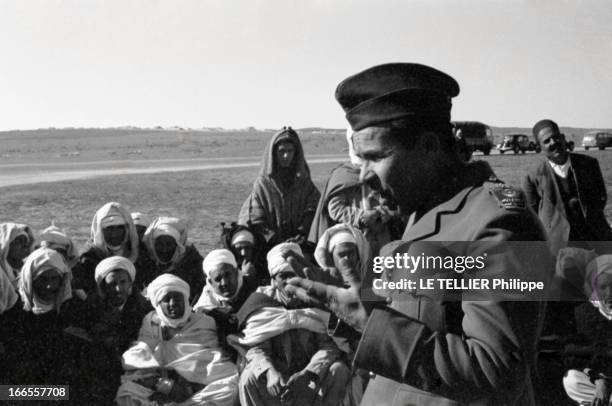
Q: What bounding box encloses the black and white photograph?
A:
[1,1,612,405]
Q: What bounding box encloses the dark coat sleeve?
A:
[522,167,541,215]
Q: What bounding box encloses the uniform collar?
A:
[402,186,475,241]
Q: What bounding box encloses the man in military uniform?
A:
[285,63,551,405]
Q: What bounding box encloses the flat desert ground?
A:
[1,128,610,253]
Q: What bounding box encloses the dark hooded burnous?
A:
[238,127,320,247]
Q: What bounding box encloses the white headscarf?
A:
[39,225,78,268]
[146,274,191,328]
[314,223,370,281]
[95,256,136,285]
[585,254,612,320]
[18,247,72,314]
[202,249,237,278]
[0,265,18,314]
[230,230,255,246]
[266,242,302,278]
[90,202,139,263]
[0,222,36,286]
[199,249,243,307]
[130,212,149,228]
[143,217,188,271]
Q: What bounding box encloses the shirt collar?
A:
[548,157,571,178]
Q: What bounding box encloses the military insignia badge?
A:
[488,184,526,210]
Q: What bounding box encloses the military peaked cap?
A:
[335,63,460,131]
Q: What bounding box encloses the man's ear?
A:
[417,131,441,153]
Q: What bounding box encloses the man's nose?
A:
[359,163,372,184]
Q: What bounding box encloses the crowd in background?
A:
[1,86,612,405]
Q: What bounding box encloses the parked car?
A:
[563,134,575,151]
[452,121,495,157]
[582,131,612,150]
[497,134,539,154]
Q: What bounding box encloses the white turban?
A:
[152,223,181,242]
[230,230,255,246]
[18,247,72,314]
[328,230,357,253]
[90,202,139,263]
[585,255,612,298]
[314,224,370,280]
[143,217,188,270]
[39,225,78,268]
[266,242,302,278]
[146,274,191,328]
[130,212,149,227]
[95,256,136,285]
[1,222,36,285]
[203,249,237,278]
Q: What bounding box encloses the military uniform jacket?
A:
[356,172,550,406]
[522,152,611,256]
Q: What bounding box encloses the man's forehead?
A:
[537,126,558,139]
[352,127,394,147]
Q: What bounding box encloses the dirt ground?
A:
[0,129,611,254]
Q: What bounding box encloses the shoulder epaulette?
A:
[484,181,526,211]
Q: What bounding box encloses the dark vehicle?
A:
[498,134,539,154]
[582,131,612,151]
[564,134,575,151]
[453,121,495,158]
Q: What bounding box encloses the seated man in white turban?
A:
[117,274,239,406]
[560,252,612,406]
[71,256,152,405]
[73,202,140,296]
[138,217,205,303]
[237,242,350,406]
[10,247,79,387]
[194,249,257,345]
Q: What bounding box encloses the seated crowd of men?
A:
[1,63,612,406]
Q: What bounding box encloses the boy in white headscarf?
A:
[139,217,205,303]
[561,252,612,406]
[117,273,238,406]
[238,242,350,406]
[73,202,140,296]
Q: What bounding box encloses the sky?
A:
[1,0,611,131]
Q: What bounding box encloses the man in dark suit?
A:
[523,119,611,257]
[284,63,551,405]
